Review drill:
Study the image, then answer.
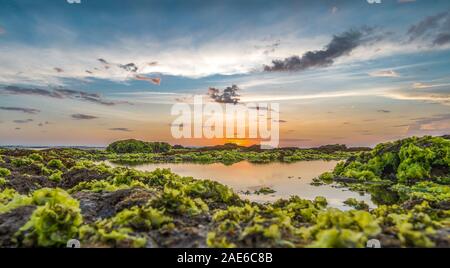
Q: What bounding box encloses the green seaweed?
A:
[15,188,83,247]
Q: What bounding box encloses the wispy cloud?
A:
[13,119,33,124]
[0,106,40,114]
[407,11,450,46]
[369,70,399,77]
[407,114,450,135]
[1,85,127,106]
[412,82,450,89]
[71,114,98,120]
[109,127,132,132]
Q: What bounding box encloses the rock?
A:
[71,188,157,223]
[59,168,110,189]
[0,205,36,247]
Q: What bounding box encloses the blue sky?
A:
[0,0,449,147]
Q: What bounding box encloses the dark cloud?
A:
[248,105,274,112]
[0,106,40,114]
[408,11,448,39]
[208,84,240,104]
[377,109,391,113]
[119,63,138,73]
[54,67,64,73]
[433,33,450,46]
[2,85,63,98]
[71,114,98,120]
[98,58,109,65]
[1,85,125,106]
[13,119,33,124]
[273,119,287,123]
[407,11,450,46]
[109,128,132,132]
[264,28,375,72]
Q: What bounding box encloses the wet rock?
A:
[6,175,56,194]
[59,168,110,189]
[0,205,36,247]
[71,188,157,223]
[434,228,450,248]
[151,216,210,248]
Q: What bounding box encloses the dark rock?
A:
[0,205,36,247]
[59,168,110,189]
[71,188,157,223]
[7,175,56,194]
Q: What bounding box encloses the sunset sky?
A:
[0,0,449,147]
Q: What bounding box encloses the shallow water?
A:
[105,160,375,210]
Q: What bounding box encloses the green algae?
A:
[0,167,11,177]
[343,198,370,210]
[47,159,65,170]
[253,187,276,195]
[79,206,172,248]
[14,188,83,247]
[0,136,448,248]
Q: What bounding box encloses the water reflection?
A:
[105,160,376,210]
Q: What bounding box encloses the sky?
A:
[0,0,449,147]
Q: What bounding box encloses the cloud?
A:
[54,67,64,73]
[407,11,450,45]
[248,105,274,112]
[433,33,450,46]
[2,85,62,98]
[273,119,287,123]
[377,109,391,113]
[407,114,450,136]
[0,106,40,114]
[37,121,50,127]
[369,70,399,77]
[264,28,376,72]
[331,7,338,14]
[412,82,432,89]
[135,75,161,85]
[71,114,98,120]
[385,87,450,106]
[1,85,126,106]
[13,119,33,124]
[255,40,281,55]
[109,127,132,132]
[412,82,450,89]
[118,63,138,73]
[98,58,109,65]
[0,26,5,35]
[208,84,240,104]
